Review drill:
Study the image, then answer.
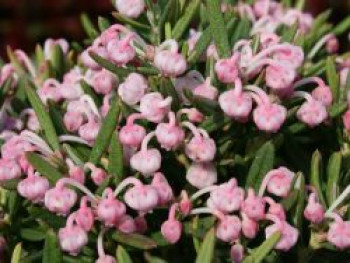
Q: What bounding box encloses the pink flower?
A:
[97,188,126,226]
[207,178,244,213]
[241,189,266,221]
[193,77,218,100]
[304,193,324,224]
[106,33,136,66]
[155,112,185,150]
[154,40,187,77]
[186,162,217,189]
[327,214,350,250]
[215,53,240,84]
[343,110,350,131]
[265,214,299,251]
[312,85,333,107]
[96,255,117,263]
[151,172,174,206]
[17,168,49,203]
[0,158,22,182]
[124,183,159,213]
[91,69,118,95]
[59,213,88,256]
[130,132,162,176]
[161,204,182,244]
[114,0,145,19]
[44,38,69,59]
[44,180,77,216]
[219,78,253,122]
[216,215,242,243]
[117,215,137,234]
[241,213,259,239]
[140,92,172,123]
[230,243,244,263]
[75,196,94,232]
[296,93,328,127]
[119,113,146,148]
[118,73,148,106]
[263,167,294,197]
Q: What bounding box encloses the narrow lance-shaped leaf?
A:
[89,52,130,78]
[293,172,305,231]
[243,232,281,263]
[112,12,151,31]
[326,152,342,205]
[26,152,63,184]
[50,45,65,80]
[11,243,22,263]
[98,16,111,32]
[89,97,120,165]
[116,246,133,263]
[246,141,275,192]
[43,230,62,263]
[206,0,231,58]
[172,0,200,40]
[158,0,179,42]
[326,56,339,101]
[24,80,60,151]
[80,13,99,39]
[108,132,124,184]
[112,232,158,250]
[20,228,46,242]
[332,16,350,36]
[310,150,326,206]
[195,227,216,263]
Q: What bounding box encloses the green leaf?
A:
[160,77,180,111]
[158,0,179,41]
[230,18,251,46]
[98,16,111,32]
[24,81,60,151]
[332,16,350,36]
[295,0,305,10]
[112,232,157,250]
[0,179,20,191]
[80,79,102,106]
[112,12,151,31]
[48,102,68,135]
[195,228,216,263]
[62,143,85,165]
[310,150,326,206]
[20,228,46,241]
[11,243,22,263]
[28,207,66,229]
[116,246,133,263]
[26,152,63,184]
[43,230,62,263]
[80,13,99,39]
[293,172,305,231]
[89,98,120,165]
[281,23,298,43]
[172,0,200,40]
[326,152,342,205]
[50,45,65,80]
[108,132,124,184]
[326,57,340,101]
[329,102,348,118]
[89,52,130,78]
[243,232,281,263]
[187,29,211,63]
[246,141,275,192]
[206,0,231,58]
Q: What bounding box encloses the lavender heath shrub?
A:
[0,0,350,262]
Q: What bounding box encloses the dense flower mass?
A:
[0,0,350,262]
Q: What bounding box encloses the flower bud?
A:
[311,85,333,107]
[230,243,244,263]
[241,189,266,221]
[64,111,85,132]
[193,78,218,100]
[17,170,49,203]
[297,99,327,127]
[130,149,161,176]
[118,73,148,106]
[327,216,350,250]
[265,167,294,197]
[117,215,137,234]
[96,255,117,263]
[215,53,239,84]
[140,93,172,123]
[44,181,77,216]
[114,0,145,18]
[91,69,118,95]
[161,219,182,244]
[97,189,126,226]
[186,162,217,189]
[151,172,174,206]
[124,184,159,213]
[59,214,88,256]
[76,197,94,232]
[207,178,244,213]
[216,215,241,243]
[253,103,287,133]
[185,135,216,163]
[106,34,135,66]
[0,158,22,182]
[304,193,324,224]
[241,213,259,239]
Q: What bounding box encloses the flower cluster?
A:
[0,0,350,262]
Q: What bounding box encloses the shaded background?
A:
[0,0,349,59]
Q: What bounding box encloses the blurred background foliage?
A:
[0,0,349,59]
